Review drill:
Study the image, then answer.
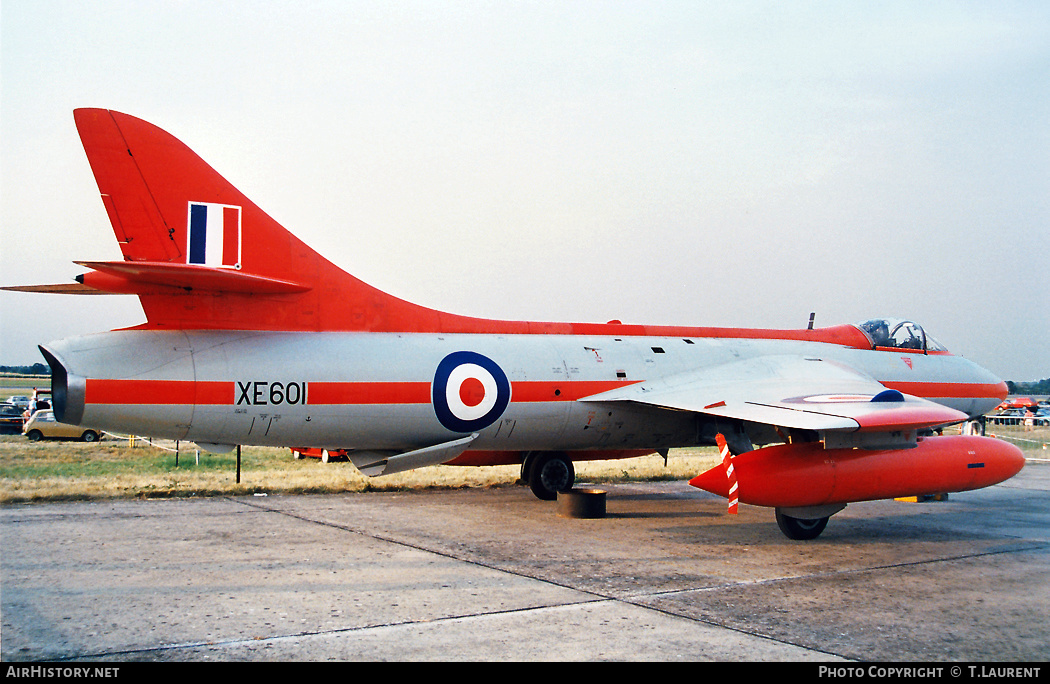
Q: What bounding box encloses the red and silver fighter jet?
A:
[6,109,1023,539]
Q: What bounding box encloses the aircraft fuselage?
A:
[44,329,1005,460]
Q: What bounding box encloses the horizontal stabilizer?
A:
[1,283,109,295]
[349,434,479,477]
[75,261,311,295]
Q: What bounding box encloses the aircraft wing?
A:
[580,355,967,434]
[347,433,479,477]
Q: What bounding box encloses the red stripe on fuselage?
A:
[303,380,637,404]
[307,382,430,405]
[83,379,637,405]
[85,379,233,404]
[81,378,1005,409]
[511,380,637,401]
[880,380,1008,400]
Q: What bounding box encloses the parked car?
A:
[986,409,1029,424]
[989,407,1050,427]
[22,410,102,442]
[0,405,25,433]
[996,397,1039,410]
[5,395,31,410]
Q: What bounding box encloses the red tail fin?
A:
[73,108,458,332]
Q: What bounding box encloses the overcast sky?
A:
[2,1,1048,381]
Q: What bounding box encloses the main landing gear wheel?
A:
[775,508,830,540]
[525,452,576,501]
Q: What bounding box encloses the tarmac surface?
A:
[2,462,1048,662]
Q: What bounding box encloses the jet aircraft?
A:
[5,109,1023,539]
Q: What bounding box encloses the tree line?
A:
[0,364,50,376]
[1006,379,1050,395]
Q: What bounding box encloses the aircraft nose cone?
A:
[955,357,1009,417]
[972,379,1009,417]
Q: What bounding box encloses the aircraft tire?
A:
[528,452,575,501]
[775,508,829,540]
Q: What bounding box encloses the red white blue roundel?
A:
[433,351,511,433]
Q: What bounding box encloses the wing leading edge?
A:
[580,355,967,448]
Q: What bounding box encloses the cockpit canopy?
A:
[855,318,948,352]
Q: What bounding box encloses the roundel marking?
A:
[433,351,511,433]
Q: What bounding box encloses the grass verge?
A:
[0,434,720,504]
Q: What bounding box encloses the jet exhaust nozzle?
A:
[38,345,85,425]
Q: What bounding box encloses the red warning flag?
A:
[716,433,738,514]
